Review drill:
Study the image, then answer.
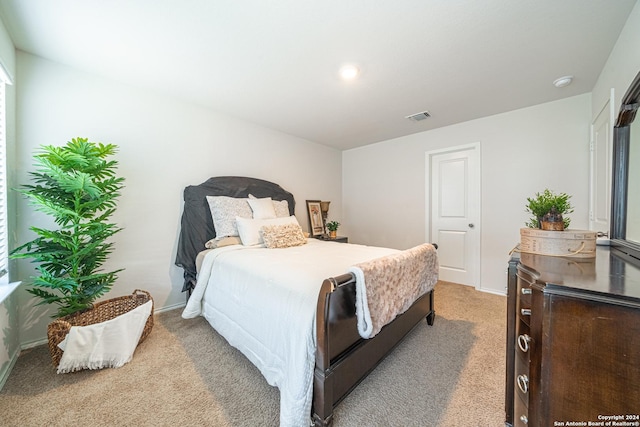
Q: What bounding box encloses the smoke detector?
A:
[405,111,431,122]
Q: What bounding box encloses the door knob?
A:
[468,223,475,228]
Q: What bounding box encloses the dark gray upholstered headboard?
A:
[175,176,295,292]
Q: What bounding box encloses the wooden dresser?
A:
[505,247,640,426]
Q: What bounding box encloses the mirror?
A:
[628,117,640,244]
[611,70,640,261]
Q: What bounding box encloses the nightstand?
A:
[314,236,348,243]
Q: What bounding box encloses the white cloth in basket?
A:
[56,300,153,374]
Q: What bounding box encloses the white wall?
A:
[14,52,342,346]
[591,0,640,245]
[343,94,591,295]
[341,2,640,297]
[592,1,640,116]
[0,292,18,390]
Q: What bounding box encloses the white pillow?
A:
[247,197,277,219]
[206,196,253,239]
[248,194,290,217]
[236,215,300,246]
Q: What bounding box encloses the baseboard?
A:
[20,337,48,350]
[0,346,20,391]
[155,301,186,313]
[478,287,507,297]
[19,301,187,351]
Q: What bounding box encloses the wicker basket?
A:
[47,289,154,367]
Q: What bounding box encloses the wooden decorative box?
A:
[519,228,596,258]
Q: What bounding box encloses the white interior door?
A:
[589,90,614,236]
[426,143,480,287]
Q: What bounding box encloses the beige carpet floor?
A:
[0,281,506,427]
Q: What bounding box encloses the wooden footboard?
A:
[312,273,435,426]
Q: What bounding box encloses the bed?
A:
[175,176,438,426]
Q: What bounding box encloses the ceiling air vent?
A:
[405,111,431,122]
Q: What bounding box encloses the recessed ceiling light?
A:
[339,65,359,80]
[553,75,573,88]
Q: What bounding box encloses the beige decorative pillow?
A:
[236,215,299,246]
[260,223,307,249]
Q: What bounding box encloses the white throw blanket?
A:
[349,243,439,339]
[57,300,153,374]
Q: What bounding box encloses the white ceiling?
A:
[0,0,636,150]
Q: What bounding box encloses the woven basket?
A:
[47,289,154,367]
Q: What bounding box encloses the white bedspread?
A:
[182,239,398,427]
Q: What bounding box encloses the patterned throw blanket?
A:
[349,243,439,339]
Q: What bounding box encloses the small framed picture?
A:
[306,200,324,236]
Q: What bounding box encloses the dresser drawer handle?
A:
[520,414,529,424]
[517,374,529,394]
[521,308,531,316]
[521,287,532,295]
[517,334,531,352]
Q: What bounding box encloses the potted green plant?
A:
[525,189,573,230]
[11,138,126,318]
[326,220,340,239]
